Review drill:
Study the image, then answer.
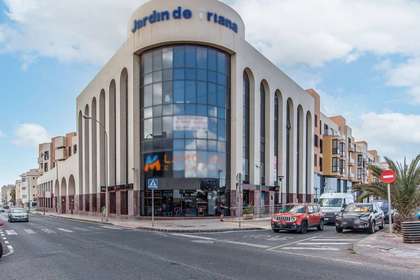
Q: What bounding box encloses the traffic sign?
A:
[147,178,159,190]
[380,170,397,184]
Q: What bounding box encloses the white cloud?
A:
[1,0,144,65]
[353,112,420,161]
[13,123,49,147]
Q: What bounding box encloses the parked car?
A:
[8,208,29,223]
[336,203,384,234]
[416,208,420,220]
[271,204,324,234]
[319,193,354,224]
[372,200,394,223]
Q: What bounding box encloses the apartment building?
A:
[1,184,15,206]
[37,132,78,213]
[15,169,41,207]
[307,89,374,199]
[39,132,77,174]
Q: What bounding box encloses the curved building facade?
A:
[76,0,315,217]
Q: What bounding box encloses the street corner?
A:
[354,231,420,270]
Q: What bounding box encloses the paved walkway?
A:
[33,211,271,232]
[354,230,420,270]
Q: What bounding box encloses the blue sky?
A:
[1,0,420,186]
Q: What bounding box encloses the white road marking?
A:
[267,234,322,251]
[73,227,90,232]
[311,238,360,242]
[4,240,9,244]
[57,228,74,233]
[5,230,17,235]
[6,245,14,255]
[2,237,6,240]
[41,228,56,234]
[281,247,340,251]
[298,242,352,245]
[101,225,123,230]
[24,229,36,234]
[171,233,271,249]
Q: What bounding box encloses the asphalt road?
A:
[0,214,418,280]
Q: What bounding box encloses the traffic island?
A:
[354,230,420,270]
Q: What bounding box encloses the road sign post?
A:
[147,178,159,228]
[380,170,397,234]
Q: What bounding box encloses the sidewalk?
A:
[33,211,271,233]
[354,230,420,270]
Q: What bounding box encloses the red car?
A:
[271,204,325,234]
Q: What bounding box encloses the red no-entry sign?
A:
[380,170,397,184]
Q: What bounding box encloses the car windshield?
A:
[345,204,372,213]
[12,209,26,213]
[280,205,305,214]
[320,198,343,208]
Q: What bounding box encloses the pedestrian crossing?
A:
[279,237,360,252]
[1,225,127,236]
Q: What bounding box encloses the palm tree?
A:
[353,155,420,227]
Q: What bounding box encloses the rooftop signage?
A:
[131,6,238,34]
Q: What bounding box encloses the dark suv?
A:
[336,203,384,234]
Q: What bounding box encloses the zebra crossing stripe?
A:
[57,228,73,233]
[298,242,352,245]
[24,229,36,234]
[5,230,17,235]
[41,228,56,234]
[282,247,340,251]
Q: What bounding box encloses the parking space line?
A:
[172,233,271,249]
[311,238,360,242]
[41,228,56,234]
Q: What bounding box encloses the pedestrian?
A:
[101,206,106,222]
[219,202,225,222]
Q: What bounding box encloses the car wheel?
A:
[317,219,324,231]
[300,221,308,234]
[368,221,376,234]
[0,243,3,258]
[272,228,280,233]
[379,219,384,230]
[336,226,343,233]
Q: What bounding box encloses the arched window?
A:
[260,82,267,185]
[243,71,251,183]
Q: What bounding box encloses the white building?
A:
[41,0,315,218]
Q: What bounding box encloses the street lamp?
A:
[83,115,109,222]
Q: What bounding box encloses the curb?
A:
[33,212,267,233]
[132,226,265,233]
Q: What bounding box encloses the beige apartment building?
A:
[39,132,77,174]
[1,184,15,206]
[15,169,41,207]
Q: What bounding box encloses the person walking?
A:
[101,206,106,223]
[219,202,225,222]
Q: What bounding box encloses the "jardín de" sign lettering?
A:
[131,6,238,34]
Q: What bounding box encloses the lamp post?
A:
[83,115,109,222]
[235,173,243,228]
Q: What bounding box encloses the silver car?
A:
[8,208,29,223]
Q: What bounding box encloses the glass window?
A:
[208,49,217,71]
[185,151,197,177]
[185,46,197,68]
[197,69,207,81]
[208,71,217,83]
[163,81,172,104]
[208,106,217,118]
[173,46,185,68]
[217,85,226,108]
[144,85,153,107]
[144,73,153,85]
[197,47,207,69]
[197,140,207,150]
[153,83,162,105]
[162,48,173,69]
[174,104,185,115]
[185,81,196,103]
[153,71,162,83]
[144,107,153,119]
[217,73,226,86]
[153,117,162,136]
[185,104,196,115]
[174,69,185,80]
[153,49,162,71]
[208,118,217,140]
[185,68,196,80]
[173,151,185,177]
[185,139,196,150]
[208,83,217,105]
[174,81,184,103]
[217,52,227,74]
[163,117,173,138]
[174,140,184,150]
[197,152,208,177]
[197,82,207,104]
[153,105,162,117]
[197,105,207,117]
[144,119,152,139]
[143,52,153,74]
[218,122,226,141]
[163,104,173,116]
[163,69,172,81]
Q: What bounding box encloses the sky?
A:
[0,0,420,186]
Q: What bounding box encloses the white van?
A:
[319,193,354,224]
